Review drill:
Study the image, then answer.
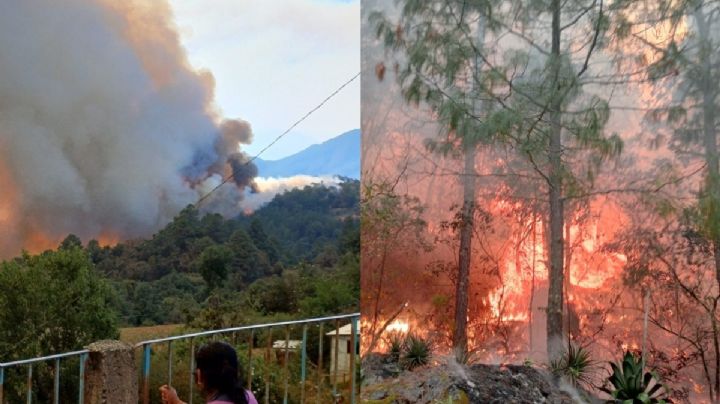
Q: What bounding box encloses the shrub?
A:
[400,333,432,370]
[386,332,404,363]
[550,343,596,388]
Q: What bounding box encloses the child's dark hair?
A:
[195,341,249,404]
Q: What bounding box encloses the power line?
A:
[196,71,360,206]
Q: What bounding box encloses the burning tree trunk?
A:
[546,0,566,362]
[453,147,477,361]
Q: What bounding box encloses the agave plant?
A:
[550,343,596,388]
[386,332,404,363]
[601,352,672,403]
[400,333,432,370]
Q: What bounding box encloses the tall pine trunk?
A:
[453,11,486,363]
[453,147,476,361]
[547,0,566,362]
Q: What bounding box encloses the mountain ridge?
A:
[254,129,360,179]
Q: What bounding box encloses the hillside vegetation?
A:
[0,179,359,364]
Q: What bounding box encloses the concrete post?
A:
[83,340,138,404]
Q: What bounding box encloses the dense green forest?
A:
[0,179,359,363]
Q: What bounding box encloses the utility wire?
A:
[196,71,360,206]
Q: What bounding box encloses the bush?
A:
[550,343,596,388]
[400,334,432,371]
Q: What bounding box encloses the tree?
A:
[198,244,233,290]
[0,247,118,360]
[371,0,517,360]
[248,218,280,265]
[59,233,83,250]
[227,229,271,284]
[371,0,623,361]
[615,0,720,398]
[0,248,119,404]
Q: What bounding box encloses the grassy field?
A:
[119,324,184,345]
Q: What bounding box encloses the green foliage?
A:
[0,179,359,401]
[0,247,118,362]
[601,352,672,403]
[59,233,83,250]
[198,244,233,290]
[550,343,596,388]
[400,334,433,371]
[87,180,359,326]
[0,248,118,402]
[241,181,360,262]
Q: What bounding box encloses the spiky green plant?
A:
[386,332,404,364]
[400,333,432,370]
[601,352,672,403]
[550,343,596,388]
[455,347,483,365]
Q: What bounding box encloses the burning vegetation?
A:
[361,0,720,402]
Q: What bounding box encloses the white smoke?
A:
[0,0,256,255]
[240,175,343,212]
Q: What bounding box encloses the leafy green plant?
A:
[400,333,432,370]
[550,343,596,388]
[601,351,672,403]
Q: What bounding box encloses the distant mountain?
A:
[254,129,360,179]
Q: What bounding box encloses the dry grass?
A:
[119,324,184,345]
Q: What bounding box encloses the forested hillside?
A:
[100,179,359,326]
[0,180,359,362]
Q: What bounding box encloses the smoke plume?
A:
[0,0,257,256]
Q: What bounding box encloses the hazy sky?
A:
[167,0,360,160]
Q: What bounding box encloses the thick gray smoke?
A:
[0,0,257,255]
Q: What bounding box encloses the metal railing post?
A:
[246,330,253,391]
[53,358,60,404]
[0,366,4,404]
[333,318,339,396]
[264,327,273,404]
[167,341,173,387]
[282,326,290,404]
[26,364,32,404]
[317,323,323,404]
[350,316,358,404]
[189,339,195,404]
[142,344,151,404]
[300,325,307,404]
[78,353,86,404]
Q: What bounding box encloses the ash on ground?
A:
[361,353,599,403]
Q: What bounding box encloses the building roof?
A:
[272,340,302,349]
[325,323,360,336]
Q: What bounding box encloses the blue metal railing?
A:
[0,313,360,404]
[0,350,88,404]
[137,313,360,404]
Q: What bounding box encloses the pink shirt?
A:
[207,390,259,404]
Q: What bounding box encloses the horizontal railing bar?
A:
[0,313,361,369]
[136,313,360,346]
[0,350,89,367]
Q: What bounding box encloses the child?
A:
[160,341,259,404]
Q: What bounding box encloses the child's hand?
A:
[159,384,179,404]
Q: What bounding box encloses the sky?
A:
[167,0,360,160]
